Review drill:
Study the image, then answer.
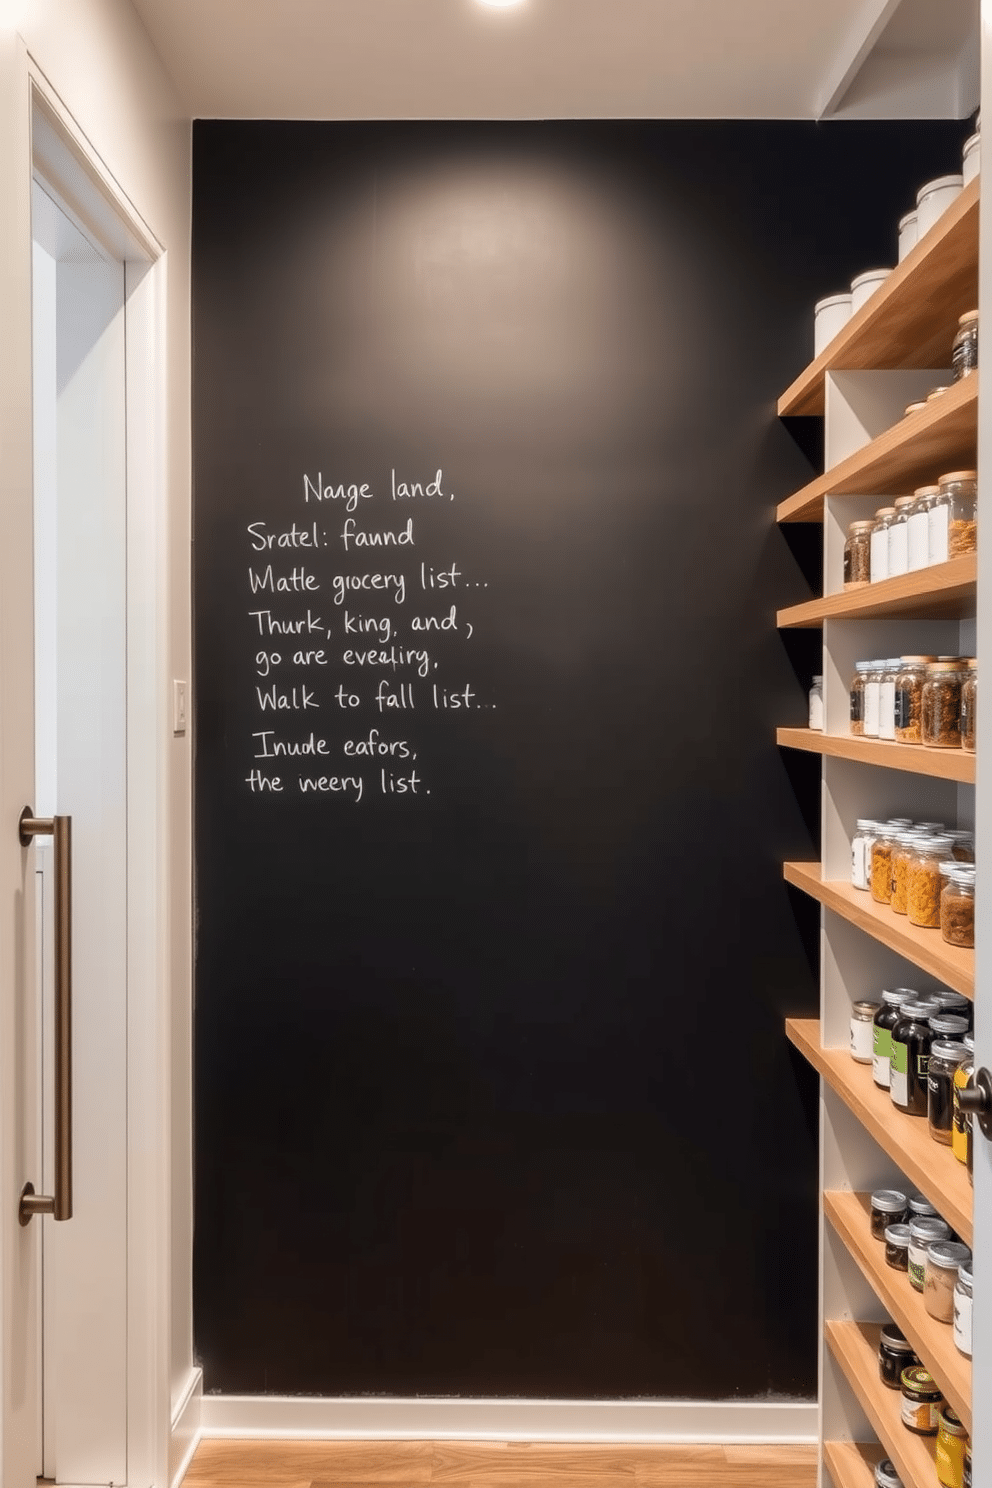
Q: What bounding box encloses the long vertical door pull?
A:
[18,807,72,1224]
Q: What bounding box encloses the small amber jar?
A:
[843,522,873,588]
[960,664,977,753]
[941,868,975,948]
[922,661,967,747]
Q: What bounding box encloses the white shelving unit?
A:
[778,178,979,1487]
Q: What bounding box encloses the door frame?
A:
[0,36,173,1488]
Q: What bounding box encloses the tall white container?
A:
[916,174,963,239]
[814,292,852,356]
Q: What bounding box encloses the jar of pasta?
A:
[908,835,955,927]
[908,485,940,570]
[843,521,873,588]
[946,829,975,862]
[932,470,977,562]
[922,661,967,747]
[960,662,977,752]
[891,831,930,914]
[894,656,934,743]
[871,827,901,904]
[941,867,975,947]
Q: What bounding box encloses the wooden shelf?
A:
[825,1191,971,1432]
[823,1440,888,1488]
[783,862,974,998]
[786,1020,972,1244]
[779,176,980,417]
[777,728,976,783]
[777,376,977,522]
[826,1320,938,1488]
[777,555,977,628]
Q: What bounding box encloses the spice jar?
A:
[901,1364,944,1433]
[952,1042,975,1169]
[891,831,929,914]
[891,1002,938,1115]
[907,1192,940,1220]
[930,1012,971,1042]
[885,1223,912,1271]
[953,1260,972,1357]
[925,1241,971,1322]
[843,521,873,588]
[908,485,940,571]
[952,309,979,380]
[870,1188,908,1238]
[864,660,884,738]
[878,1322,917,1388]
[808,674,823,730]
[928,1040,971,1144]
[852,818,883,889]
[908,1215,952,1290]
[873,989,915,1086]
[922,662,967,747]
[871,827,901,903]
[878,658,900,740]
[941,868,975,947]
[871,506,897,581]
[894,656,934,743]
[850,1000,881,1063]
[932,471,978,562]
[936,1407,969,1488]
[960,663,977,752]
[875,1462,904,1488]
[887,495,916,577]
[907,835,955,926]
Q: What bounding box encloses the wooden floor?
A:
[182,1439,818,1487]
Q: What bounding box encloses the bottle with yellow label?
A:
[952,1039,975,1174]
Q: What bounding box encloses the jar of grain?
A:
[871,827,901,903]
[960,663,977,752]
[925,1241,971,1323]
[843,521,874,588]
[850,664,868,735]
[891,832,930,914]
[946,829,975,862]
[952,309,979,379]
[941,867,975,948]
[908,485,940,570]
[888,496,916,576]
[894,657,934,743]
[871,506,897,580]
[922,661,967,747]
[907,835,955,927]
[932,471,977,563]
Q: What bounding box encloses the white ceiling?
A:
[129,0,979,122]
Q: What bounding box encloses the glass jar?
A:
[922,661,967,747]
[850,1000,880,1063]
[908,1216,952,1290]
[884,1223,912,1271]
[908,485,940,571]
[953,1260,973,1356]
[907,834,955,927]
[952,1043,975,1169]
[901,1364,944,1434]
[852,818,883,889]
[873,989,914,1087]
[891,1002,938,1115]
[878,1322,917,1388]
[960,663,977,752]
[843,521,873,588]
[932,470,978,562]
[941,868,975,948]
[887,495,916,577]
[870,1188,908,1238]
[894,656,935,744]
[875,1462,904,1488]
[891,831,930,914]
[864,660,884,738]
[808,674,823,730]
[908,1192,940,1220]
[878,658,900,740]
[925,1241,971,1322]
[930,1013,971,1043]
[936,1406,969,1488]
[952,309,979,380]
[871,506,897,580]
[946,829,975,862]
[871,827,901,903]
[930,991,972,1021]
[928,1040,971,1144]
[850,663,868,736]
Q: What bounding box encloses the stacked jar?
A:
[932,470,977,561]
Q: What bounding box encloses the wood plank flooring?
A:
[183,1439,818,1487]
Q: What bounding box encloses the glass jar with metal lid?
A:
[894,656,936,743]
[870,1188,908,1238]
[885,1223,912,1271]
[873,989,915,1087]
[941,867,975,947]
[901,1364,944,1433]
[922,661,967,747]
[929,989,972,1019]
[871,826,901,903]
[925,1241,971,1322]
[891,831,931,914]
[850,1000,880,1063]
[878,658,901,740]
[864,660,884,738]
[875,1461,905,1488]
[960,662,977,752]
[907,1192,940,1220]
[907,834,955,926]
[936,1406,969,1488]
[952,309,979,379]
[871,506,897,580]
[929,1041,971,1144]
[852,818,883,888]
[878,1322,917,1388]
[850,664,868,736]
[843,521,874,588]
[887,495,916,577]
[932,470,977,562]
[908,485,940,570]
[891,1002,938,1115]
[908,1215,952,1290]
[953,1259,972,1356]
[946,829,975,862]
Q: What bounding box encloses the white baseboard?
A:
[199,1394,817,1444]
[170,1367,203,1488]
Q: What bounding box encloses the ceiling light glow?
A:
[477,0,526,8]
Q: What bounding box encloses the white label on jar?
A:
[901,1396,940,1432]
[852,837,868,889]
[908,1242,928,1290]
[889,521,909,576]
[870,528,889,581]
[850,1017,873,1062]
[908,511,929,571]
[929,502,950,565]
[879,680,896,739]
[864,681,880,737]
[890,1065,909,1111]
[954,1286,973,1356]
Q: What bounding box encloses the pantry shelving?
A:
[785,1020,973,1243]
[777,376,977,523]
[776,728,976,783]
[777,554,976,628]
[779,175,979,416]
[822,1440,888,1488]
[825,1321,940,1488]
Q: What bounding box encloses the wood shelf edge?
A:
[775,728,976,783]
[823,1440,887,1488]
[777,555,977,628]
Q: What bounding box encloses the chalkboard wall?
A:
[192,120,969,1398]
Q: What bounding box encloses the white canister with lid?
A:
[851,268,891,313]
[907,485,939,571]
[814,293,852,356]
[898,210,918,262]
[963,132,980,185]
[916,174,963,238]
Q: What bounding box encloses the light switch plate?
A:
[173,679,188,735]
